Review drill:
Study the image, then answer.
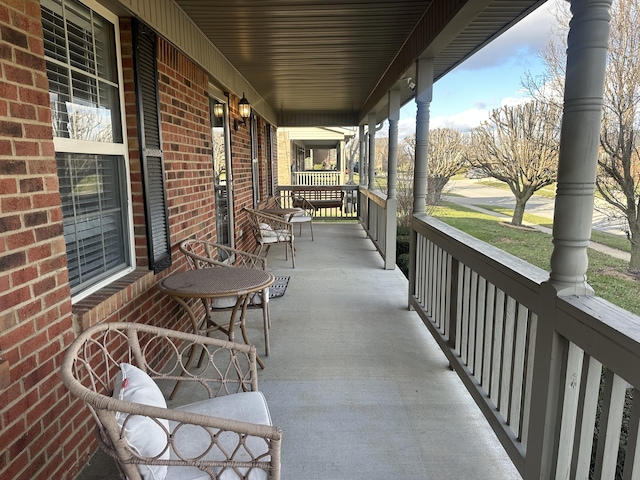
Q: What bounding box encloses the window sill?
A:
[72,267,155,333]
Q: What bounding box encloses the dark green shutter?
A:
[132,19,172,273]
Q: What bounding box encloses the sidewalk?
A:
[444,179,631,262]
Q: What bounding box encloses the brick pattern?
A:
[229,96,257,252]
[229,105,278,253]
[0,1,76,479]
[156,37,218,246]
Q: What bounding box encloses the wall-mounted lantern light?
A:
[213,103,224,118]
[234,93,251,130]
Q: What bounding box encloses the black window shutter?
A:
[132,19,172,274]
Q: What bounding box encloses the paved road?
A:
[444,178,630,262]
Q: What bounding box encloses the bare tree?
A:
[374,136,389,190]
[344,129,359,184]
[598,0,640,270]
[521,1,569,108]
[396,135,415,226]
[526,0,640,270]
[466,101,561,226]
[427,128,467,204]
[395,130,463,225]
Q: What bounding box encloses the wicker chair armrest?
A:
[251,210,294,231]
[291,196,316,215]
[102,401,282,439]
[180,239,267,270]
[61,322,260,399]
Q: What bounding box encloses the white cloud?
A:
[400,95,534,134]
[398,117,416,138]
[457,0,558,71]
[430,108,488,131]
[500,95,531,109]
[395,0,566,137]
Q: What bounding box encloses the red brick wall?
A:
[0,6,271,478]
[157,38,218,245]
[229,95,258,252]
[0,1,76,479]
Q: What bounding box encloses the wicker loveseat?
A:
[61,322,282,480]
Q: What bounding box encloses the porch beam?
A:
[549,0,612,296]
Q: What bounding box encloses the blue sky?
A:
[397,0,561,137]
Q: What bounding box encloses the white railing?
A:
[358,187,396,270]
[293,171,342,186]
[411,212,640,479]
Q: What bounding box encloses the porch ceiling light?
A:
[213,103,224,118]
[234,93,251,130]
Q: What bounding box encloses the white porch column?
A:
[358,124,365,187]
[384,88,400,270]
[387,88,400,199]
[368,113,377,190]
[549,0,612,296]
[413,58,433,214]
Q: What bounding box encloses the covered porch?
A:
[83,212,640,480]
[1,0,634,478]
[80,222,521,479]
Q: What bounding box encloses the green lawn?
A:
[431,202,640,316]
[591,229,631,253]
[475,204,631,253]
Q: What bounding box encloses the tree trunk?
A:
[630,222,640,271]
[512,198,527,226]
[427,176,449,205]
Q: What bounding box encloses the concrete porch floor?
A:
[76,222,521,479]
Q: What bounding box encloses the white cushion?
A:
[168,391,272,480]
[261,229,291,243]
[210,288,268,308]
[210,296,238,308]
[283,208,304,222]
[288,215,311,223]
[113,363,170,480]
[250,288,269,305]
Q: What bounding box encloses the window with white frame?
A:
[42,0,133,299]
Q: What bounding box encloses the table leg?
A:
[168,296,201,400]
[230,294,265,369]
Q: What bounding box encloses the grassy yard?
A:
[431,202,640,316]
[471,179,557,199]
[476,204,631,253]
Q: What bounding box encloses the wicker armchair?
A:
[244,208,295,268]
[180,238,272,355]
[61,321,282,480]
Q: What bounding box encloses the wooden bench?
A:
[290,186,344,211]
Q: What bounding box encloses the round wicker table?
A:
[159,267,274,396]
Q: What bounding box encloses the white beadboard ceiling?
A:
[172,0,547,126]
